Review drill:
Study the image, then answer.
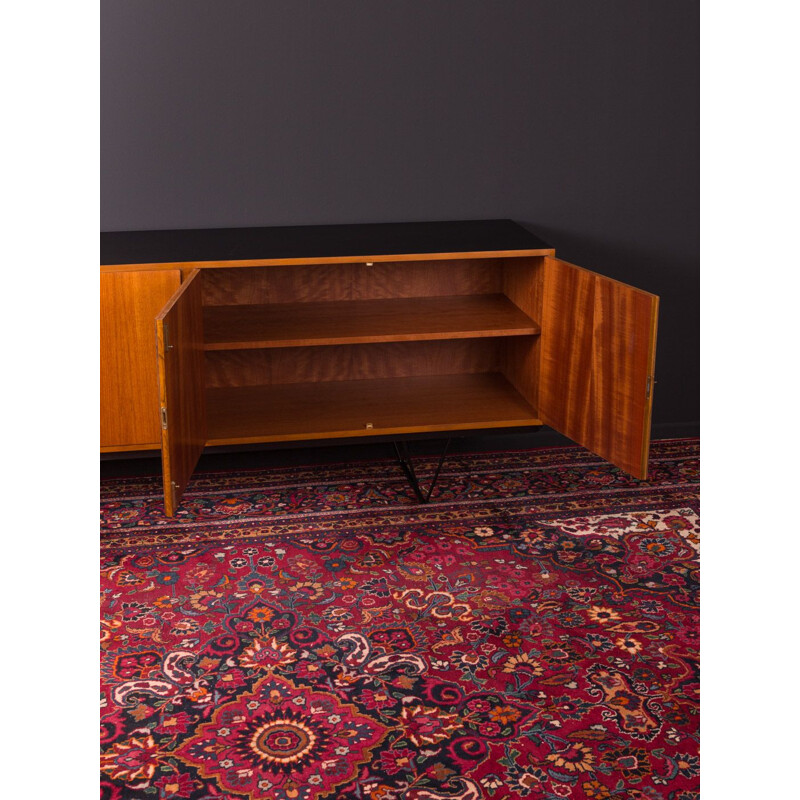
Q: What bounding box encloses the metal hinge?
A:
[160,406,168,430]
[646,375,654,400]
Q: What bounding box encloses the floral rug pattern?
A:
[101,439,699,799]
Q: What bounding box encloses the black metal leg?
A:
[393,441,426,503]
[425,437,451,502]
[392,438,451,503]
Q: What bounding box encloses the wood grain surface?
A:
[205,338,520,388]
[155,270,207,515]
[200,260,505,306]
[203,339,509,388]
[501,257,545,413]
[100,269,181,449]
[203,294,539,350]
[539,257,658,478]
[205,373,541,446]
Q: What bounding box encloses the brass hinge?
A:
[160,406,168,430]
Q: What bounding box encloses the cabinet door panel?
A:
[156,270,206,515]
[101,270,182,449]
[539,257,658,478]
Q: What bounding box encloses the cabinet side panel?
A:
[502,257,544,412]
[100,270,181,449]
[156,270,207,515]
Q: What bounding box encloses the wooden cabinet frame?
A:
[100,221,658,515]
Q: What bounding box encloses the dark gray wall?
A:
[101,1,698,429]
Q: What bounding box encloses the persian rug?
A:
[101,438,699,800]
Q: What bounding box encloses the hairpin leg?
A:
[392,437,451,503]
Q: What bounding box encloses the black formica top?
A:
[100,219,551,265]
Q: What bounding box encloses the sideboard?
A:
[100,219,659,516]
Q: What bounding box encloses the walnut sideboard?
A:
[100,220,659,516]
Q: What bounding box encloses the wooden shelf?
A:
[205,372,541,445]
[203,294,540,350]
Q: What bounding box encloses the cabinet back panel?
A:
[201,260,503,306]
[205,339,505,388]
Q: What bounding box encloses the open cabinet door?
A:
[539,257,658,479]
[155,270,206,515]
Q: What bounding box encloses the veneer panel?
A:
[206,373,540,445]
[203,294,539,350]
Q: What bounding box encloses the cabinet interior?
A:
[101,220,660,517]
[196,257,545,445]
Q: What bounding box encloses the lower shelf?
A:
[205,372,541,446]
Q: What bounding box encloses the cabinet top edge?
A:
[100,219,552,267]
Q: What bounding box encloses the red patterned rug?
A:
[101,439,699,800]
